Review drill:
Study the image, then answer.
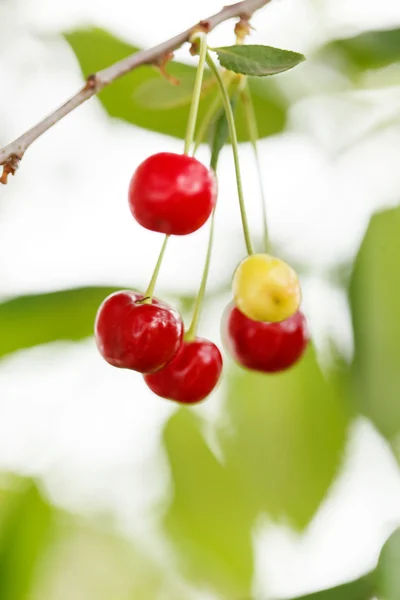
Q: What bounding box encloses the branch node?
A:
[0,155,21,185]
[85,73,99,91]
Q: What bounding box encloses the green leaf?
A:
[213,44,305,77]
[134,75,215,111]
[349,206,400,439]
[35,514,188,600]
[319,28,400,73]
[64,27,287,140]
[377,528,400,600]
[0,480,53,600]
[0,286,118,359]
[163,409,254,596]
[287,572,376,600]
[218,348,351,529]
[209,92,239,170]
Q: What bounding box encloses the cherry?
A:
[144,337,223,404]
[232,253,301,323]
[95,291,183,374]
[128,152,217,236]
[222,304,309,373]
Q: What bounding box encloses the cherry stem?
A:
[184,32,208,155]
[143,235,169,302]
[185,206,216,341]
[142,34,209,304]
[241,83,270,253]
[192,71,236,155]
[205,52,254,256]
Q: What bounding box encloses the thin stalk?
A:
[241,83,270,252]
[143,235,170,301]
[184,32,208,155]
[143,35,208,303]
[205,51,254,255]
[185,208,216,340]
[192,71,236,155]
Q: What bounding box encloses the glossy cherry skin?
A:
[222,304,309,373]
[232,253,301,323]
[144,337,223,404]
[128,152,217,235]
[95,291,183,374]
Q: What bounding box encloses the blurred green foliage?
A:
[377,529,400,600]
[0,480,52,600]
[163,410,254,596]
[0,287,118,359]
[319,28,400,74]
[350,207,400,442]
[218,348,350,529]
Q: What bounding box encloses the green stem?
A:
[206,52,254,255]
[184,32,208,155]
[185,207,216,340]
[192,71,236,155]
[143,35,208,303]
[143,235,169,301]
[241,82,270,253]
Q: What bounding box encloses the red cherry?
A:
[128,152,217,235]
[144,337,223,404]
[222,304,309,373]
[95,291,183,374]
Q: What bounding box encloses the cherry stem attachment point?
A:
[185,207,216,341]
[241,83,270,253]
[184,32,208,155]
[144,235,169,302]
[205,52,254,256]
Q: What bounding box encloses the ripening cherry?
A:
[128,152,217,236]
[95,291,183,374]
[144,337,223,404]
[222,303,309,373]
[232,253,301,323]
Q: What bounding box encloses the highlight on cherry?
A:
[94,26,308,404]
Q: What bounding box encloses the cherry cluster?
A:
[95,152,222,404]
[94,152,309,405]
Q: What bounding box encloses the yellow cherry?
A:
[232,253,301,323]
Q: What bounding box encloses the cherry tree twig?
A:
[0,0,271,183]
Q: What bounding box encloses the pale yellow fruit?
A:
[232,253,301,322]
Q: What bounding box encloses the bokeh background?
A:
[1,0,400,598]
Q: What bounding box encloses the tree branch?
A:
[0,0,271,183]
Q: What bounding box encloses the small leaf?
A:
[0,286,119,359]
[213,44,305,77]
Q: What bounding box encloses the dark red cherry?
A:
[144,337,223,404]
[95,291,183,373]
[222,304,309,373]
[128,152,217,235]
